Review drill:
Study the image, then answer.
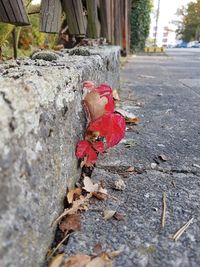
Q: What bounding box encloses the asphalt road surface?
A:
[63,48,200,267]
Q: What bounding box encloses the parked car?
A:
[191,42,200,48]
[175,42,188,48]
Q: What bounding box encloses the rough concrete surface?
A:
[63,49,200,267]
[0,46,120,267]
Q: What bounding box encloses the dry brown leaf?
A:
[92,192,108,201]
[67,188,82,204]
[93,243,103,255]
[85,130,100,143]
[80,157,88,169]
[83,177,108,195]
[107,249,123,258]
[62,254,91,267]
[103,210,116,220]
[126,166,135,172]
[52,194,92,227]
[84,91,108,121]
[159,154,168,161]
[83,176,99,192]
[86,256,113,267]
[112,89,120,101]
[125,117,140,124]
[49,253,64,267]
[59,214,81,234]
[113,212,126,221]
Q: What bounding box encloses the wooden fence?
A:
[0,0,131,53]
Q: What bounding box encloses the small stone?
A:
[31,51,59,61]
[151,163,157,169]
[114,178,126,191]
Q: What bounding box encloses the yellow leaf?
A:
[67,188,82,204]
[103,210,116,221]
[112,89,120,101]
[62,254,91,267]
[125,117,140,124]
[49,254,64,267]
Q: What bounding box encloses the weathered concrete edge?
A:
[0,46,120,267]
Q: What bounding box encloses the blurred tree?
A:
[130,0,153,51]
[176,0,200,42]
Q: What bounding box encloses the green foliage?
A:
[177,0,200,42]
[130,0,152,51]
[0,23,14,48]
[0,3,58,58]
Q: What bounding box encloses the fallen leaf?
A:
[113,179,126,191]
[107,249,123,258]
[83,176,100,192]
[92,192,108,201]
[88,113,126,148]
[159,154,168,161]
[112,89,120,101]
[103,210,116,220]
[49,254,64,267]
[115,108,136,119]
[113,212,126,221]
[59,214,81,234]
[67,188,82,204]
[84,90,108,121]
[93,243,103,255]
[76,140,98,166]
[85,130,100,143]
[125,117,140,124]
[83,81,96,90]
[62,254,91,267]
[83,177,108,195]
[126,166,135,172]
[86,256,113,267]
[52,194,92,227]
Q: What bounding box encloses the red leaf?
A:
[92,141,105,154]
[75,140,90,159]
[88,113,126,148]
[86,146,98,165]
[95,84,112,95]
[83,81,96,90]
[76,140,98,166]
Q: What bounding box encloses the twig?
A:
[47,233,70,259]
[161,192,166,229]
[193,163,200,169]
[171,218,194,241]
[52,209,70,228]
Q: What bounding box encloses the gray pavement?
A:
[63,49,200,267]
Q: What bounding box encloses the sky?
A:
[151,0,195,45]
[154,0,195,26]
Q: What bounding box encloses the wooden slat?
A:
[110,0,114,44]
[0,0,29,26]
[113,0,122,46]
[99,0,111,42]
[0,1,7,21]
[40,0,62,33]
[62,0,86,36]
[86,0,99,38]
